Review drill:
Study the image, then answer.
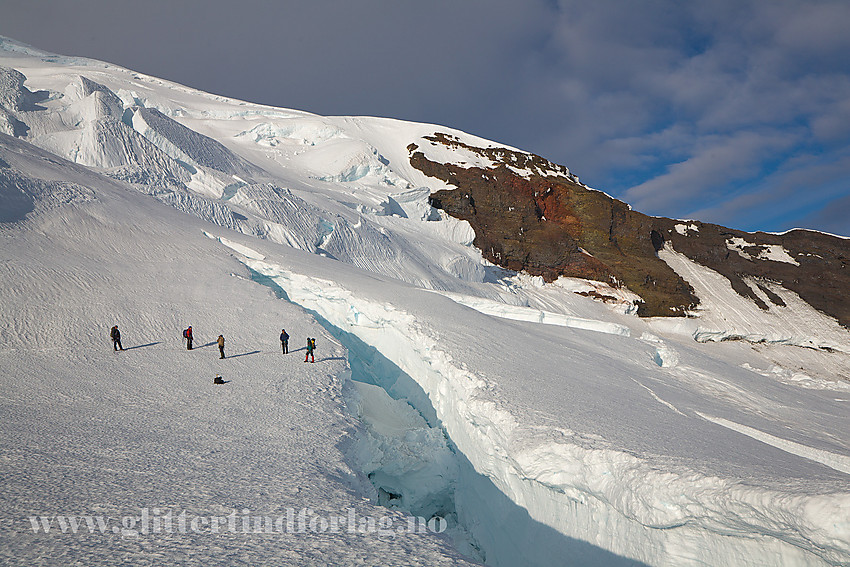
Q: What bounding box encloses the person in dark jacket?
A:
[305,337,315,363]
[110,325,123,351]
[184,326,193,350]
[280,329,289,354]
[217,334,225,359]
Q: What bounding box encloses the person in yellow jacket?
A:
[217,334,225,359]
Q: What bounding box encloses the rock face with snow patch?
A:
[662,223,850,328]
[3,54,848,328]
[413,133,700,317]
[413,133,850,326]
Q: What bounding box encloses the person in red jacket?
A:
[305,337,315,363]
[183,326,193,350]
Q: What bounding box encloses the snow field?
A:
[0,145,476,566]
[725,236,800,266]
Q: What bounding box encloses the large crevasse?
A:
[244,264,654,566]
[231,247,844,567]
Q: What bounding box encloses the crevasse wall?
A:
[241,257,842,567]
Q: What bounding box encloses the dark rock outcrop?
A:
[411,133,850,326]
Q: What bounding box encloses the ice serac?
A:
[0,65,47,137]
[0,65,48,113]
[131,106,262,179]
[413,133,850,327]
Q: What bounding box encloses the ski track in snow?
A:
[629,378,687,417]
[695,413,850,476]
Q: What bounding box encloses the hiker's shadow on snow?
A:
[198,341,216,348]
[124,342,161,351]
[292,347,306,353]
[319,357,345,362]
[228,350,260,359]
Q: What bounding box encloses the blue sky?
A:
[2,0,849,235]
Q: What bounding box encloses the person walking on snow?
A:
[184,326,193,350]
[110,325,123,351]
[217,334,225,359]
[305,337,315,363]
[280,329,289,354]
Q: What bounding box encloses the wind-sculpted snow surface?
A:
[0,136,478,566]
[0,164,95,226]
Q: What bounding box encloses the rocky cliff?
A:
[410,133,849,326]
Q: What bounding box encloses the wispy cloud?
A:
[689,148,850,231]
[535,0,850,234]
[624,131,796,213]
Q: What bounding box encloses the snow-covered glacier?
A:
[1,35,849,566]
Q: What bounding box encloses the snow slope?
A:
[0,135,474,566]
[2,36,850,566]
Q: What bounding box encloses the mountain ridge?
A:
[1,37,848,340]
[411,133,850,327]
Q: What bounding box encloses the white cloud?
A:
[623,131,796,212]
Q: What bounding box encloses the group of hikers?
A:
[180,326,228,358]
[182,326,227,358]
[109,325,319,363]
